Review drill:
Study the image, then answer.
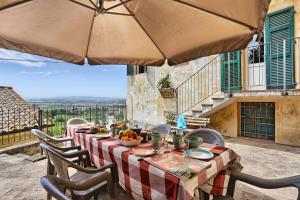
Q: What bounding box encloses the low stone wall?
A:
[0,141,40,156]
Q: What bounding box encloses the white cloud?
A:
[19,70,70,77]
[0,48,55,67]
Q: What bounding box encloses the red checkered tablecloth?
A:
[67,125,240,200]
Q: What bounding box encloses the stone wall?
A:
[276,97,300,146]
[208,103,238,137]
[208,97,300,147]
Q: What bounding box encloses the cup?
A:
[173,134,182,150]
[151,132,161,151]
[111,127,116,137]
[184,136,203,149]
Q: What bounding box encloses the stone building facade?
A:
[126,0,300,147]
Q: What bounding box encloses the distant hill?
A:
[28,96,126,105]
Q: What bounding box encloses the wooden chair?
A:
[184,128,224,146]
[41,143,115,200]
[204,171,300,200]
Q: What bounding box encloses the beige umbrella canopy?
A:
[0,0,270,66]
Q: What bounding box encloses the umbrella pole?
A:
[100,0,104,11]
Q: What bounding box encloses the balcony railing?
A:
[176,37,300,115]
[0,104,126,147]
[245,37,299,92]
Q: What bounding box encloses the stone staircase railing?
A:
[175,55,221,115]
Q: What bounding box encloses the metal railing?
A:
[176,37,300,115]
[0,104,126,147]
[246,37,299,93]
[176,56,221,114]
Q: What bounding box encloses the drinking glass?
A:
[173,134,183,150]
[151,132,161,152]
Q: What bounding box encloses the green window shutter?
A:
[127,65,134,76]
[266,6,295,89]
[221,51,242,92]
[138,66,147,74]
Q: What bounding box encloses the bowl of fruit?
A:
[118,129,143,147]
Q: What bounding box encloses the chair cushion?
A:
[70,170,110,197]
[213,195,234,200]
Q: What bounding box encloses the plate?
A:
[132,148,156,157]
[94,133,111,139]
[184,148,214,160]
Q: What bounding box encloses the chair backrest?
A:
[150,124,172,136]
[41,143,72,181]
[66,118,89,126]
[32,129,61,147]
[184,128,225,146]
[31,129,49,141]
[40,176,71,200]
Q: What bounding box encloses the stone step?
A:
[211,96,225,105]
[191,109,202,117]
[201,103,213,113]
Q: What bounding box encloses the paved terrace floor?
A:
[0,137,299,200]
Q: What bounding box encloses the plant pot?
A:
[159,88,175,98]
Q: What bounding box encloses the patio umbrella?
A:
[0,0,270,66]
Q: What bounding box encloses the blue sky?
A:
[0,49,127,99]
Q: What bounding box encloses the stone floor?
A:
[225,137,300,200]
[0,137,299,200]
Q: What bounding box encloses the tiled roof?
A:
[0,86,40,133]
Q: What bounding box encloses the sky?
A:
[0,49,127,99]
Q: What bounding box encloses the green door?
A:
[266,7,295,89]
[221,51,242,92]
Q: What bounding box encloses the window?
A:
[248,33,265,64]
[240,102,275,140]
[127,65,147,76]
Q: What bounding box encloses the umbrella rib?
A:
[104,11,132,16]
[105,0,133,12]
[173,0,257,31]
[89,0,97,8]
[120,0,167,59]
[67,0,96,11]
[0,0,32,12]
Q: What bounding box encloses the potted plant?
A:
[165,111,176,124]
[157,74,175,98]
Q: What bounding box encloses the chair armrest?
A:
[231,171,300,189]
[43,175,110,192]
[40,176,71,200]
[71,162,116,174]
[227,171,300,198]
[50,137,75,144]
[59,145,81,152]
[61,149,92,167]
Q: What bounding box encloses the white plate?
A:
[132,148,155,157]
[94,133,111,139]
[184,148,214,160]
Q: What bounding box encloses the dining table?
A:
[66,124,242,200]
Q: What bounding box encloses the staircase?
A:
[175,55,233,123]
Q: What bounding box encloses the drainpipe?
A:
[282,39,288,96]
[227,52,232,97]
